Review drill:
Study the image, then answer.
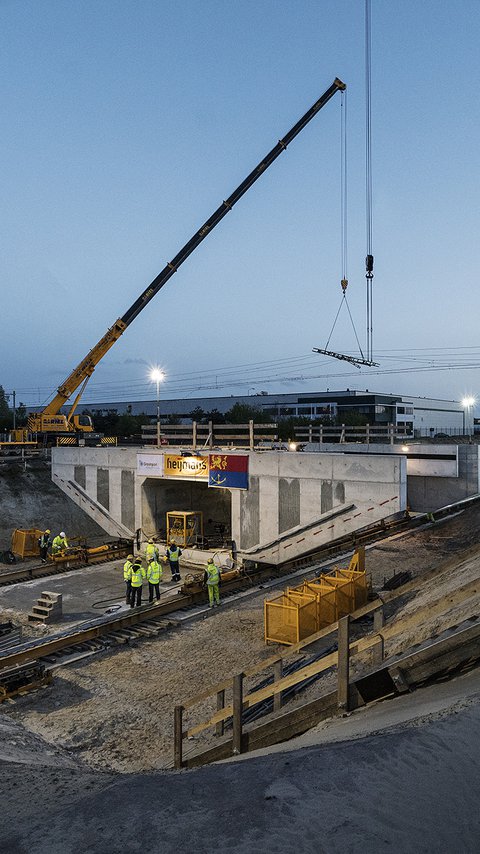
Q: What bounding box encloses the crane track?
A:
[1,495,478,675]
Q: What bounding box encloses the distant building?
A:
[70,389,470,437]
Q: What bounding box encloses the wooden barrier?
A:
[174,570,480,768]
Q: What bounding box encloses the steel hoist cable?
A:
[365,0,374,361]
[324,89,365,362]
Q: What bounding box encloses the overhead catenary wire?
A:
[11,346,480,405]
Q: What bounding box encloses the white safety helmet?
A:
[60,531,66,538]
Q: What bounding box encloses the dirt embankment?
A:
[0,459,107,549]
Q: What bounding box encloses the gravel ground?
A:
[1,503,480,776]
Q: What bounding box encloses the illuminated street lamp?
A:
[150,368,165,447]
[461,396,475,437]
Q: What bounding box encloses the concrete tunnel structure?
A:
[51,446,407,566]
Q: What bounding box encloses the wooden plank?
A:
[373,607,385,632]
[232,673,244,756]
[216,690,225,737]
[184,691,339,769]
[184,620,480,769]
[183,599,382,710]
[182,552,479,735]
[174,705,184,770]
[388,622,480,685]
[337,616,350,711]
[187,650,339,736]
[376,578,479,644]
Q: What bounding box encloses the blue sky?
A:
[2,0,480,410]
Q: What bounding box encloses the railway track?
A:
[0,539,133,586]
[1,494,479,678]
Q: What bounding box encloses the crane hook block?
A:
[341,278,348,293]
[366,254,374,277]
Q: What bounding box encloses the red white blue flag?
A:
[208,454,249,489]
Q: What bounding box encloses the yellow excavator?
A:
[26,78,345,440]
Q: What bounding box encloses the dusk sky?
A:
[2,0,480,411]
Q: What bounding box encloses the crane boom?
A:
[30,77,346,434]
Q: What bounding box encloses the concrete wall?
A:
[230,450,406,560]
[306,443,480,512]
[407,445,480,511]
[51,447,406,563]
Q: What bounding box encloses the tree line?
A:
[0,387,368,440]
[0,386,27,430]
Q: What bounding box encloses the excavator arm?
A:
[32,77,345,433]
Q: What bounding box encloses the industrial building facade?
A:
[77,389,471,436]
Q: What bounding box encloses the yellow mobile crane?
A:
[27,79,345,440]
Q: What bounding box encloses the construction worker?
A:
[38,529,51,563]
[145,538,159,563]
[52,531,68,554]
[123,554,134,605]
[146,556,162,603]
[129,558,146,608]
[165,540,182,582]
[204,557,221,608]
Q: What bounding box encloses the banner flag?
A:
[208,454,249,489]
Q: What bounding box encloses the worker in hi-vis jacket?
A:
[123,554,134,605]
[204,557,221,608]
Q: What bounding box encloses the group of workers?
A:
[123,538,221,609]
[38,530,69,562]
[38,529,221,610]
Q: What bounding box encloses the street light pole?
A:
[150,368,165,447]
[461,396,475,438]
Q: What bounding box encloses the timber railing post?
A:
[273,659,283,712]
[337,615,350,713]
[373,605,385,633]
[249,419,254,450]
[174,705,184,769]
[216,689,225,737]
[232,672,244,755]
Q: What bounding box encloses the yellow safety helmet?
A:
[45,529,50,534]
[148,538,153,543]
[127,554,134,560]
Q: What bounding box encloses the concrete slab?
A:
[0,560,183,627]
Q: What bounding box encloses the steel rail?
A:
[2,494,479,672]
[0,542,132,587]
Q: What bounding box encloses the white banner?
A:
[136,453,164,477]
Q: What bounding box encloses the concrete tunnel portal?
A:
[51,447,408,565]
[141,477,232,546]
